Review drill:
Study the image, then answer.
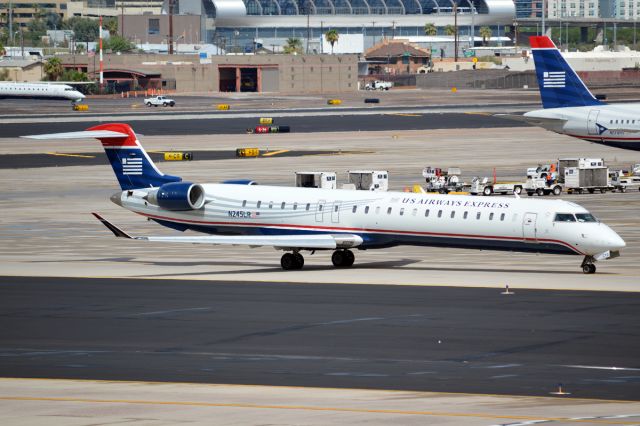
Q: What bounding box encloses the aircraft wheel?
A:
[332,250,354,268]
[293,252,304,269]
[343,250,355,267]
[281,253,297,270]
[582,263,596,274]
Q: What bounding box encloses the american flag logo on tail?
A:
[543,71,566,88]
[122,157,143,175]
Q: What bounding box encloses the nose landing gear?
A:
[581,256,596,274]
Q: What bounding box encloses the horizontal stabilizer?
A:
[22,130,129,140]
[92,213,363,250]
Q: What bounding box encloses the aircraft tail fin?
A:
[530,36,603,109]
[23,123,181,190]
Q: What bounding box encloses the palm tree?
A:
[444,25,456,37]
[283,37,303,54]
[325,29,339,54]
[424,23,437,36]
[43,57,64,81]
[479,26,493,46]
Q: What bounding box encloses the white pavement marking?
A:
[131,307,212,316]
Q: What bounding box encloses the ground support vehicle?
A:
[526,158,609,196]
[422,167,466,194]
[295,172,337,189]
[348,170,388,191]
[365,80,393,91]
[610,170,640,193]
[470,177,523,196]
[144,95,175,107]
[524,178,564,196]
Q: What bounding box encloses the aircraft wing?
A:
[92,213,363,250]
[495,113,568,127]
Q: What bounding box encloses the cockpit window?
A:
[554,213,576,222]
[575,213,597,223]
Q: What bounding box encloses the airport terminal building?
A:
[167,0,516,48]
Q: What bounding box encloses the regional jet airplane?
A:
[512,36,640,151]
[24,123,626,273]
[0,82,85,102]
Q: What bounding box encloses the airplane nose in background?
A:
[110,192,122,206]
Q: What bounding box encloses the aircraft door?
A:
[587,110,600,135]
[331,201,341,223]
[316,200,326,222]
[522,212,538,242]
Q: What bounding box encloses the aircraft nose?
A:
[608,231,626,250]
[110,192,123,206]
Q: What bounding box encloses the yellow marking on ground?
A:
[45,152,96,159]
[385,113,421,117]
[260,149,290,157]
[0,396,637,424]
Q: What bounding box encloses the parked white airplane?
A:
[0,81,85,102]
[24,123,626,273]
[505,36,640,151]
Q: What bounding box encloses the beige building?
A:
[120,14,203,45]
[61,53,358,93]
[0,58,44,81]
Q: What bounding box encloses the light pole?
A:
[513,21,518,53]
[541,0,546,36]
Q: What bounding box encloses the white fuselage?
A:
[0,82,85,102]
[525,103,640,150]
[114,184,625,257]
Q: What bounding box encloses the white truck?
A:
[610,170,640,193]
[525,158,609,196]
[365,80,393,91]
[422,167,466,193]
[347,170,389,191]
[144,95,176,107]
[295,172,337,189]
[470,177,523,196]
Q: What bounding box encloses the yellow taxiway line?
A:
[261,149,290,157]
[45,152,96,158]
[385,113,422,117]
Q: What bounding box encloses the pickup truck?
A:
[144,95,176,107]
[365,80,393,91]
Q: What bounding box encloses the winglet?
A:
[92,213,133,239]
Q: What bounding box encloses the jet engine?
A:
[147,182,205,211]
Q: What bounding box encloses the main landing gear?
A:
[279,249,356,270]
[581,256,597,274]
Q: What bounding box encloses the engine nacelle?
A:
[147,182,205,211]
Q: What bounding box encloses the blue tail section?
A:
[88,123,182,190]
[530,36,603,109]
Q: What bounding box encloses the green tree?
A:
[104,18,118,37]
[325,29,339,54]
[283,37,302,54]
[64,17,99,43]
[479,26,493,46]
[44,11,62,30]
[444,25,457,37]
[0,39,5,56]
[43,57,64,81]
[26,17,47,45]
[61,69,90,82]
[103,35,134,52]
[424,23,437,36]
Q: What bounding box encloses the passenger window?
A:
[352,205,357,213]
[450,211,455,218]
[242,200,247,207]
[387,207,392,214]
[399,208,404,216]
[318,204,323,211]
[425,209,430,217]
[256,201,261,208]
[412,208,417,216]
[334,205,339,212]
[376,206,380,214]
[437,210,443,218]
[476,212,481,220]
[463,211,468,219]
[489,213,494,220]
[293,202,298,210]
[500,213,505,221]
[306,203,310,211]
[281,202,286,209]
[269,202,273,209]
[554,213,576,222]
[365,206,370,214]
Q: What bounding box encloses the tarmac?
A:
[1,91,640,424]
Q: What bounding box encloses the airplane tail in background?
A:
[530,36,603,109]
[23,123,182,190]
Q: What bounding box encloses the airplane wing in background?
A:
[496,113,568,128]
[92,213,363,250]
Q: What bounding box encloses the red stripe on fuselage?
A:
[136,211,584,255]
